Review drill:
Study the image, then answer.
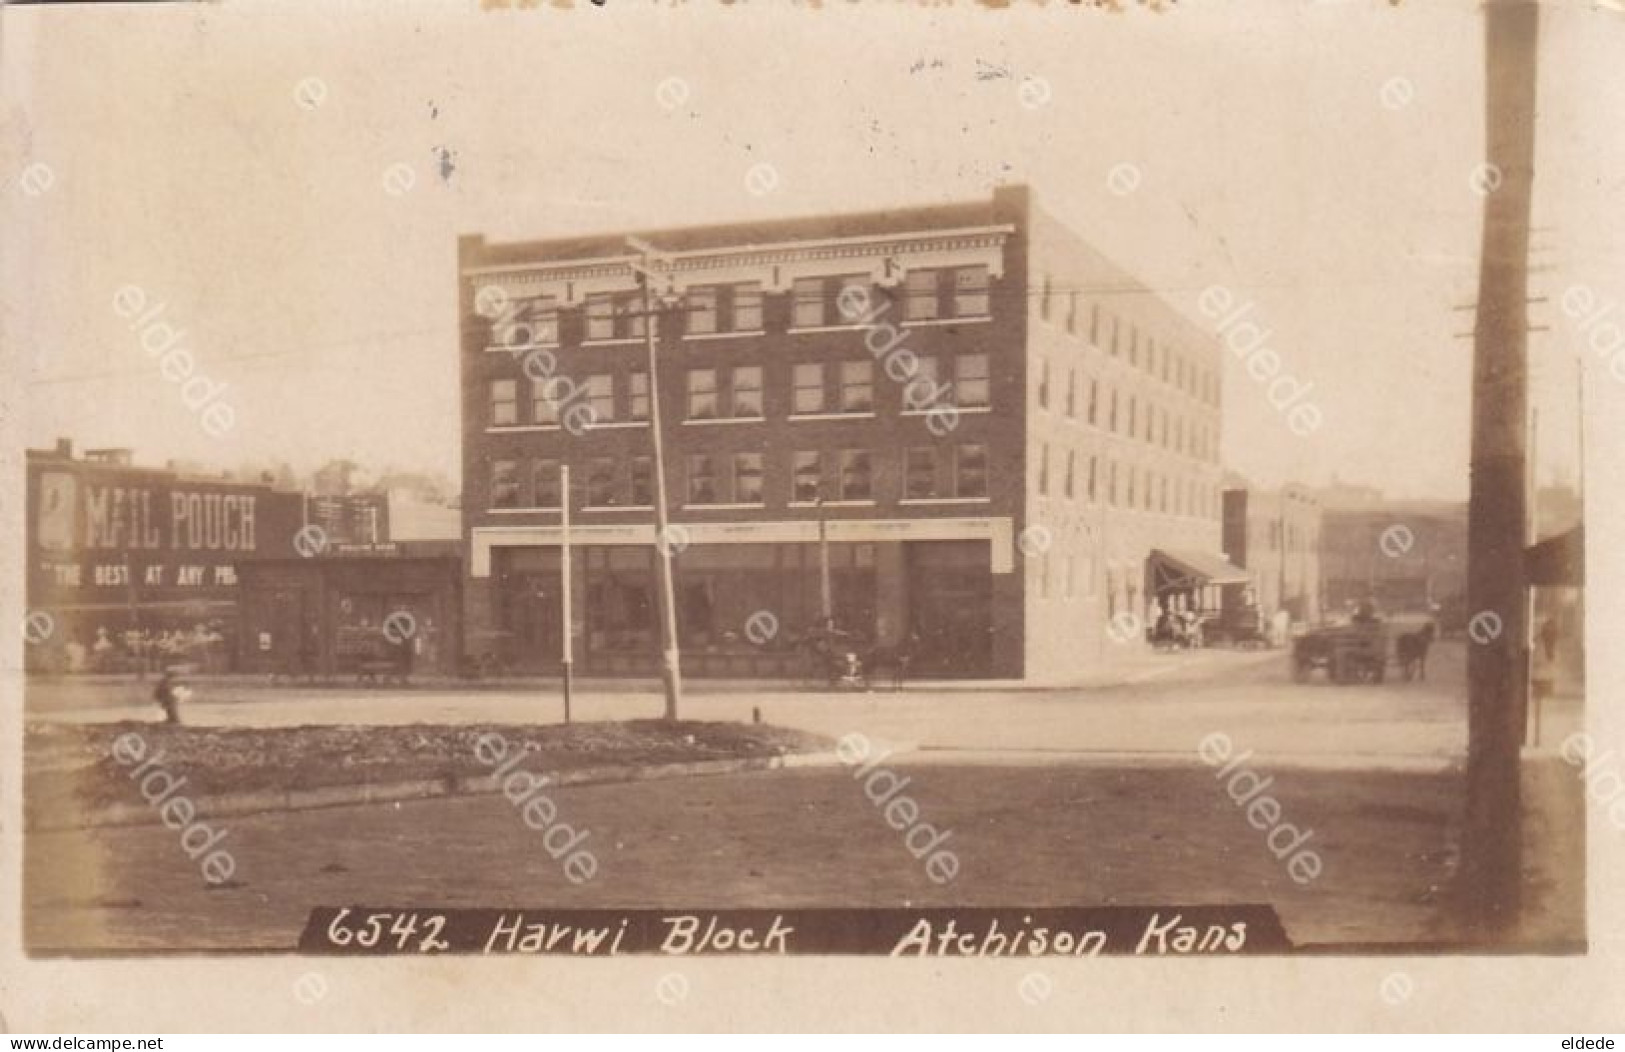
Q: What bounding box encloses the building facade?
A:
[1221,485,1323,625]
[1318,499,1468,616]
[458,186,1226,680]
[24,439,304,672]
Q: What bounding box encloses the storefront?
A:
[235,548,462,677]
[479,538,994,679]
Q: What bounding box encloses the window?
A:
[1065,449,1076,499]
[904,270,939,321]
[955,444,988,499]
[1065,369,1077,418]
[630,458,653,506]
[687,368,718,420]
[533,460,561,508]
[792,278,823,328]
[839,449,873,501]
[1088,456,1098,502]
[494,297,558,347]
[1037,358,1050,410]
[1089,303,1101,345]
[533,377,561,425]
[491,460,520,508]
[1109,389,1119,433]
[587,457,618,507]
[792,363,827,414]
[1067,290,1079,333]
[1127,467,1137,508]
[954,266,990,317]
[840,361,874,413]
[1088,379,1099,425]
[586,374,614,423]
[732,283,763,331]
[585,295,614,341]
[1128,396,1137,437]
[1038,443,1050,496]
[793,451,823,503]
[616,293,647,339]
[490,380,518,426]
[734,453,764,504]
[687,288,718,336]
[905,447,937,499]
[1041,276,1053,321]
[629,372,650,421]
[730,366,764,418]
[956,353,990,408]
[1109,461,1118,506]
[687,454,718,504]
[1110,316,1120,356]
[1129,327,1139,367]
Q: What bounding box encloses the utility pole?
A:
[1460,0,1538,934]
[627,236,683,720]
[560,463,573,723]
[817,495,833,629]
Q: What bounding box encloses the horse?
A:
[1396,623,1436,682]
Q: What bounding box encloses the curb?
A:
[29,749,848,833]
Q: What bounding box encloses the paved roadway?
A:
[25,641,1557,772]
[24,640,1541,954]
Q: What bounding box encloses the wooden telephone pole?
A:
[1460,0,1539,934]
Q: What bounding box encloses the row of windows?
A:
[1033,441,1220,518]
[488,352,993,427]
[1035,362,1218,461]
[488,266,992,348]
[1037,280,1219,407]
[488,445,991,511]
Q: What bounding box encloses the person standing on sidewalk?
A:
[153,668,186,725]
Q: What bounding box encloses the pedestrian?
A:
[153,668,187,725]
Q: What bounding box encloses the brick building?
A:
[1221,484,1324,626]
[457,186,1226,679]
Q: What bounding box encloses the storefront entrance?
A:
[906,541,993,678]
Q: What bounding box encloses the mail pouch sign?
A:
[32,469,295,597]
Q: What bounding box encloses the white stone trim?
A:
[470,514,1016,576]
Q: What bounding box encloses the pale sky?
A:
[5,0,1621,499]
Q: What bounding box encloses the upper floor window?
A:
[586,457,618,507]
[955,444,989,499]
[734,453,765,505]
[685,283,764,336]
[732,283,764,331]
[1065,369,1077,418]
[792,362,827,415]
[918,352,990,409]
[629,371,650,421]
[491,379,519,426]
[533,459,561,508]
[792,274,868,329]
[630,457,654,507]
[585,292,646,341]
[687,369,718,420]
[491,459,520,508]
[903,270,938,322]
[493,297,559,347]
[905,447,937,499]
[729,366,764,418]
[586,374,614,422]
[1037,358,1050,410]
[839,449,873,501]
[686,454,718,505]
[1038,443,1050,496]
[792,451,823,503]
[1088,379,1100,426]
[1065,449,1077,499]
[954,266,990,317]
[840,361,874,413]
[687,288,718,336]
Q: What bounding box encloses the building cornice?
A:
[462,224,1014,305]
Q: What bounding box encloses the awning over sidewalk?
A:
[1148,548,1251,594]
